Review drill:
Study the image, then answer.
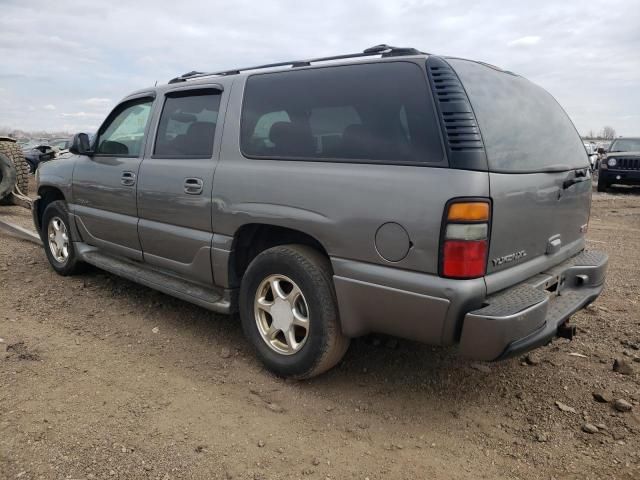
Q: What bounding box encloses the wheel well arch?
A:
[35,186,66,233]
[228,223,330,288]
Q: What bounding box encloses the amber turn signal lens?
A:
[447,202,490,222]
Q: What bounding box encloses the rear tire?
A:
[0,140,29,204]
[239,244,350,379]
[41,200,86,276]
[596,176,609,192]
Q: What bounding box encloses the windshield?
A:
[448,58,588,172]
[609,138,640,152]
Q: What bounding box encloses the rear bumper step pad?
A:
[459,250,608,361]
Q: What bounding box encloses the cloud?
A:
[83,97,112,106]
[508,36,541,47]
[1,0,639,136]
[60,112,105,118]
[43,104,56,110]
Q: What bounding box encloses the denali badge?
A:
[492,250,527,267]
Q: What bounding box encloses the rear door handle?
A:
[121,171,136,187]
[184,177,204,195]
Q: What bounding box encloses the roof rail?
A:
[168,44,425,84]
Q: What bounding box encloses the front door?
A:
[72,95,155,260]
[137,87,224,285]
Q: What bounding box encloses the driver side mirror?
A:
[597,147,606,154]
[69,132,92,155]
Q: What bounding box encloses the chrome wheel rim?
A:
[254,274,310,355]
[47,216,69,264]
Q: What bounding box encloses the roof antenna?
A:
[154,80,158,87]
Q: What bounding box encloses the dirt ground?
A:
[1,186,639,480]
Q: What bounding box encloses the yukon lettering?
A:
[492,250,527,267]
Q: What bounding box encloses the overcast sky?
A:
[1,0,638,136]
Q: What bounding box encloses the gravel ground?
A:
[0,187,638,479]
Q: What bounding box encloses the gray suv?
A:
[33,45,608,378]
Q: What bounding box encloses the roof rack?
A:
[168,44,425,84]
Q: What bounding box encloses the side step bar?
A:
[76,243,234,314]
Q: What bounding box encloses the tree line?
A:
[584,126,616,140]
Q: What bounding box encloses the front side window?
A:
[154,90,221,158]
[96,99,153,156]
[241,62,444,164]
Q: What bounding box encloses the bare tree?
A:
[600,126,616,140]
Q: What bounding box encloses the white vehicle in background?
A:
[584,142,599,171]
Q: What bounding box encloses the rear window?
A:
[241,62,444,164]
[448,59,588,173]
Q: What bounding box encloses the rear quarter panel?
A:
[213,76,490,275]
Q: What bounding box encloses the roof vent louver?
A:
[426,57,488,171]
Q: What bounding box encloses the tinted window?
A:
[97,99,153,156]
[252,110,290,148]
[241,62,443,164]
[154,91,221,158]
[448,59,588,172]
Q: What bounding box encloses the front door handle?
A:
[184,177,204,195]
[121,171,136,187]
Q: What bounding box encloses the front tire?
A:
[41,200,85,276]
[239,245,350,379]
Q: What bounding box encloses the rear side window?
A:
[154,90,221,158]
[448,59,588,172]
[241,62,443,164]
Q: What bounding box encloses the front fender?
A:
[35,156,78,204]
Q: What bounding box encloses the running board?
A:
[76,244,233,314]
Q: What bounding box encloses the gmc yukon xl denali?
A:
[33,45,608,378]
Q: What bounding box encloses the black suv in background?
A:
[598,137,640,191]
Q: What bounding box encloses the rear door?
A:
[448,59,591,291]
[137,85,225,285]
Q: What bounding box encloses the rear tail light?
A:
[441,199,490,279]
